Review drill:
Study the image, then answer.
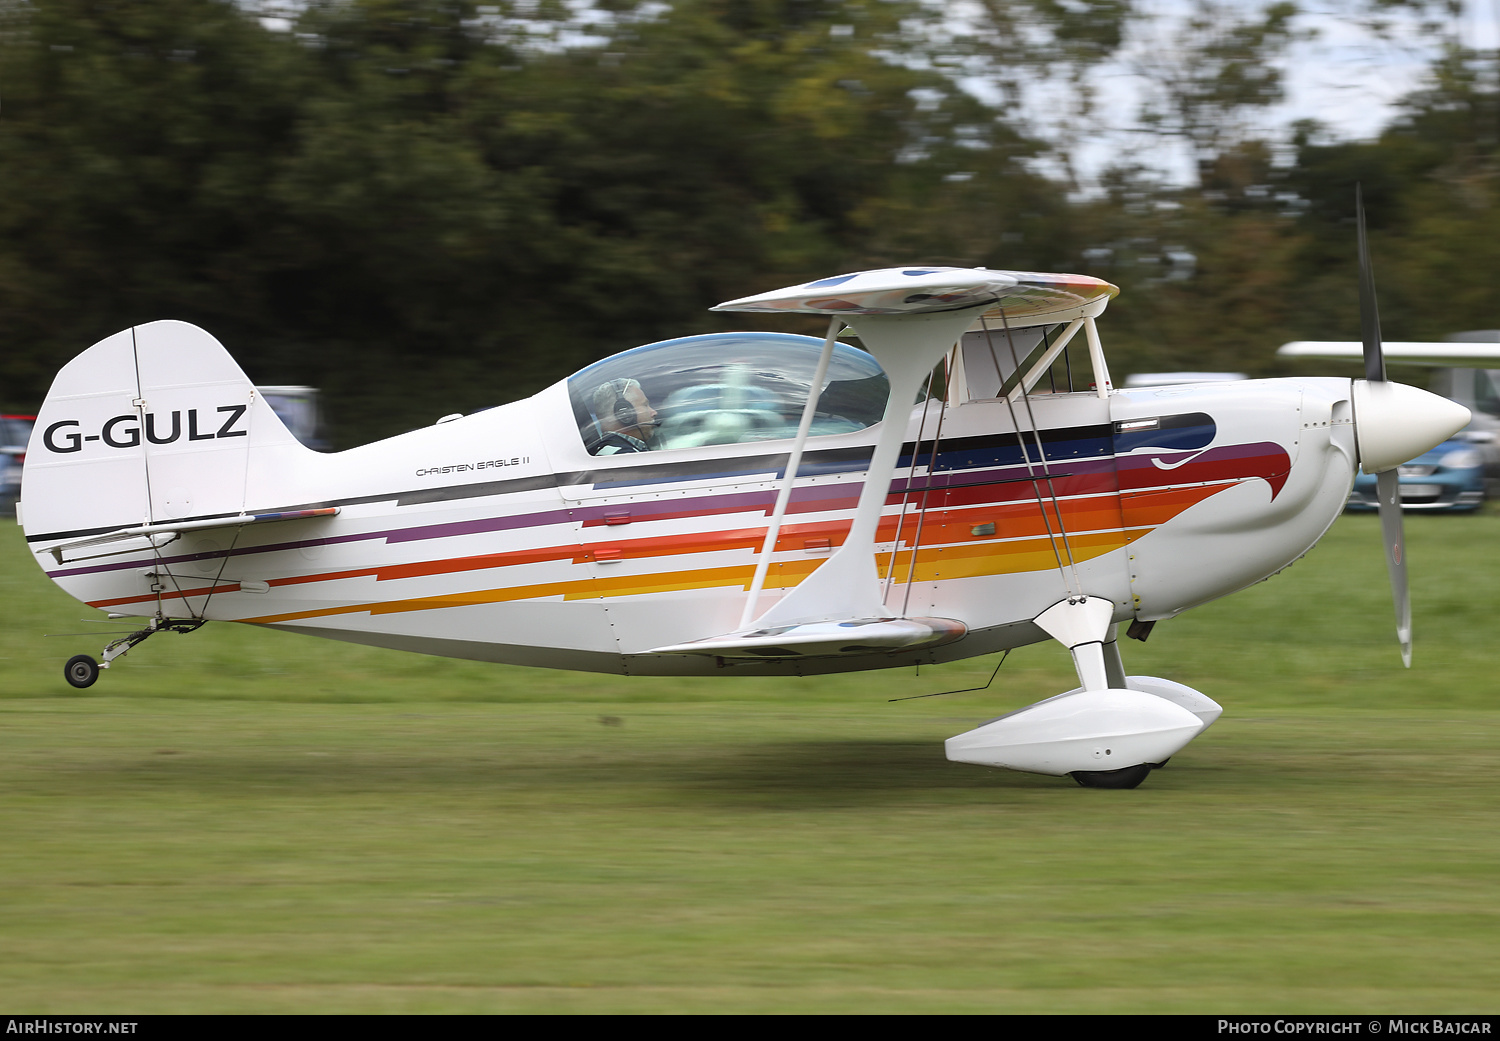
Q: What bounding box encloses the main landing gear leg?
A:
[1072,621,1155,789]
[62,616,206,689]
[1101,625,1128,690]
[945,597,1210,789]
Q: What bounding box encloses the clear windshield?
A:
[567,332,889,455]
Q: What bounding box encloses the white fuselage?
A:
[30,375,1357,676]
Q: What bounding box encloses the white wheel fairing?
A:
[1121,676,1224,730]
[945,688,1205,776]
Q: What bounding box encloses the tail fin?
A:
[22,321,307,542]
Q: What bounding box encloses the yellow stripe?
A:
[242,531,1130,625]
[244,561,800,624]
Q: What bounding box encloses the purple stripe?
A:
[381,508,574,544]
[581,489,775,521]
[51,449,1155,580]
[890,455,1115,493]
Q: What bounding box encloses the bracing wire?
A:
[981,316,1077,593]
[882,362,940,606]
[995,310,1083,591]
[147,523,245,623]
[198,524,245,619]
[898,349,955,619]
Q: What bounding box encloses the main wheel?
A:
[1070,763,1152,789]
[64,654,99,689]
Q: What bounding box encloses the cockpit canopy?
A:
[568,332,890,455]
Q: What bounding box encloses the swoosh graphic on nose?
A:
[1149,449,1211,470]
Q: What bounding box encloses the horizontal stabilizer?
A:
[45,508,339,564]
[648,616,967,660]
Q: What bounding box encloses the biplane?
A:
[18,249,1470,788]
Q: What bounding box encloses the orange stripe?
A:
[240,562,763,624]
[92,492,1132,610]
[880,529,1129,581]
[1120,484,1230,535]
[100,485,1233,618]
[914,497,1126,546]
[236,529,1133,625]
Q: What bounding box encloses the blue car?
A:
[1348,436,1490,512]
[1,413,34,517]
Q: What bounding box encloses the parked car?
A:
[1347,430,1495,512]
[1351,364,1500,512]
[1,413,36,517]
[256,385,329,451]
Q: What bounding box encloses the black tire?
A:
[1070,763,1153,789]
[64,654,99,689]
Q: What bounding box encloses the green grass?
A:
[1,512,1498,1012]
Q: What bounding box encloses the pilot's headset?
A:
[609,378,639,429]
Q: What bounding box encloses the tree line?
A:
[0,0,1494,445]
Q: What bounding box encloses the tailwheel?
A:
[64,654,100,689]
[1070,763,1153,789]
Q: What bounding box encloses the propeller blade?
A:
[1357,185,1409,665]
[1376,469,1412,668]
[1356,184,1386,383]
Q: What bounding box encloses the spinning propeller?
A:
[1350,186,1468,666]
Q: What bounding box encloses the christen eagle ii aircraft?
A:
[20,259,1469,788]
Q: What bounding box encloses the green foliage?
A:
[2,0,1500,421]
[2,514,1499,1011]
[0,0,1072,443]
[6,5,1500,1009]
[1133,1,1306,175]
[0,0,308,390]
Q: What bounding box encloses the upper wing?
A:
[1279,341,1500,366]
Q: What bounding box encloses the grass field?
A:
[1,512,1497,1013]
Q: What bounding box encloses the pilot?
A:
[588,378,658,455]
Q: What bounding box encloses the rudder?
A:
[22,321,303,542]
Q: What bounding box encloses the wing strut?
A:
[650,266,1122,659]
[1006,318,1085,402]
[738,316,842,628]
[747,303,992,628]
[884,351,953,613]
